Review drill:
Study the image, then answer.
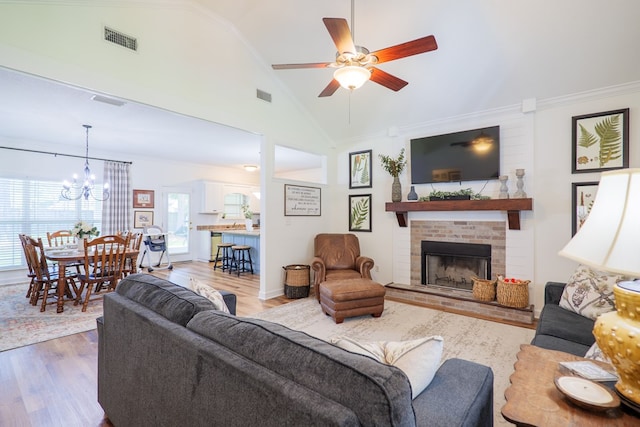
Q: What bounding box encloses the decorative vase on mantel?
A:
[392,176,402,202]
[407,185,418,201]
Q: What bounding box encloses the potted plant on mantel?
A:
[379,148,406,202]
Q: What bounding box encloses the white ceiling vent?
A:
[104,27,137,51]
[256,89,272,103]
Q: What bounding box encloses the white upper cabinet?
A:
[198,181,224,214]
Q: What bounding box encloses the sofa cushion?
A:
[187,310,416,427]
[559,264,626,320]
[530,334,592,357]
[535,304,595,347]
[330,335,443,399]
[116,273,216,326]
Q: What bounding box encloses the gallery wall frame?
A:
[349,194,372,232]
[571,181,599,236]
[133,189,155,208]
[349,149,372,189]
[572,108,629,173]
[134,210,154,229]
[284,184,321,216]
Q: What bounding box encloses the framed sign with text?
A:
[284,184,321,216]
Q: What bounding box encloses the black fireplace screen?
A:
[421,240,491,291]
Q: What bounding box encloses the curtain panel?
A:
[102,161,131,234]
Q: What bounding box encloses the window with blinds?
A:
[0,177,102,271]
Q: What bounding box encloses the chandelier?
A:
[61,124,110,201]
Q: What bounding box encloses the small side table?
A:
[502,344,638,426]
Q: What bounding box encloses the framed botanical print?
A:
[133,189,155,208]
[571,182,599,236]
[134,210,154,229]
[349,194,372,232]
[572,108,629,173]
[349,149,372,189]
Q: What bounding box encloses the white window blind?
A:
[0,177,102,271]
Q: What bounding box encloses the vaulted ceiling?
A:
[1,1,639,169]
[198,0,640,142]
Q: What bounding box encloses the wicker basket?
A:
[496,278,530,308]
[283,264,310,299]
[471,276,496,301]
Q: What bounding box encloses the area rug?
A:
[252,298,535,425]
[0,283,102,352]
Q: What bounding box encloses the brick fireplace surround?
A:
[385,220,535,325]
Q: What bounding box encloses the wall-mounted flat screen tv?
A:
[410,126,500,184]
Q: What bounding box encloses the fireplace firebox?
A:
[421,241,491,291]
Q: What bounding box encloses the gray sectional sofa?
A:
[531,281,595,356]
[98,273,494,426]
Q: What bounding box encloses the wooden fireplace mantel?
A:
[384,198,533,230]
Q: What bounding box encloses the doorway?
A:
[163,187,193,262]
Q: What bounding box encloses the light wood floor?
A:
[0,262,294,427]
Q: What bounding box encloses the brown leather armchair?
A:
[311,233,375,301]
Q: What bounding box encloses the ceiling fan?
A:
[271,1,438,97]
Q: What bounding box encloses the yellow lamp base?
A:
[593,282,640,404]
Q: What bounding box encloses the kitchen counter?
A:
[220,229,260,237]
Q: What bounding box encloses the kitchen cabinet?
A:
[248,186,260,213]
[198,181,224,214]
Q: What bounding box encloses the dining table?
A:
[45,247,139,313]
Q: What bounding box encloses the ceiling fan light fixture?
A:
[243,165,258,172]
[333,65,371,91]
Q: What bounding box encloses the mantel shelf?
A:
[385,198,533,230]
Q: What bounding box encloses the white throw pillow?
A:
[330,335,443,399]
[559,264,626,320]
[189,277,230,314]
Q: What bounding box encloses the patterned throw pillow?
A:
[189,276,230,314]
[584,342,611,363]
[330,335,443,399]
[559,264,627,320]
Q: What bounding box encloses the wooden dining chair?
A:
[23,235,79,311]
[76,234,129,312]
[121,231,143,277]
[18,233,37,301]
[47,230,76,247]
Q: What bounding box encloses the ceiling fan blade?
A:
[318,79,341,97]
[272,62,332,70]
[370,68,408,91]
[323,18,356,54]
[371,35,438,64]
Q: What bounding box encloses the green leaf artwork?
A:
[350,197,369,230]
[577,113,622,168]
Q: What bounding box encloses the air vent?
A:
[104,27,137,51]
[256,89,272,103]
[91,94,126,107]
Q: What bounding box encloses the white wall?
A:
[0,2,334,295]
[534,84,640,302]
[337,85,640,314]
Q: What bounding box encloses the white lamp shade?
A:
[559,168,640,277]
[333,66,371,90]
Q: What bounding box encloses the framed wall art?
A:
[349,194,372,232]
[133,189,155,208]
[571,181,599,236]
[284,184,321,216]
[572,108,629,173]
[349,149,372,189]
[134,210,154,229]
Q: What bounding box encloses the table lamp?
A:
[559,168,640,404]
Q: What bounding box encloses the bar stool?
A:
[214,243,233,271]
[229,245,254,276]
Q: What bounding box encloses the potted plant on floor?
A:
[379,148,406,202]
